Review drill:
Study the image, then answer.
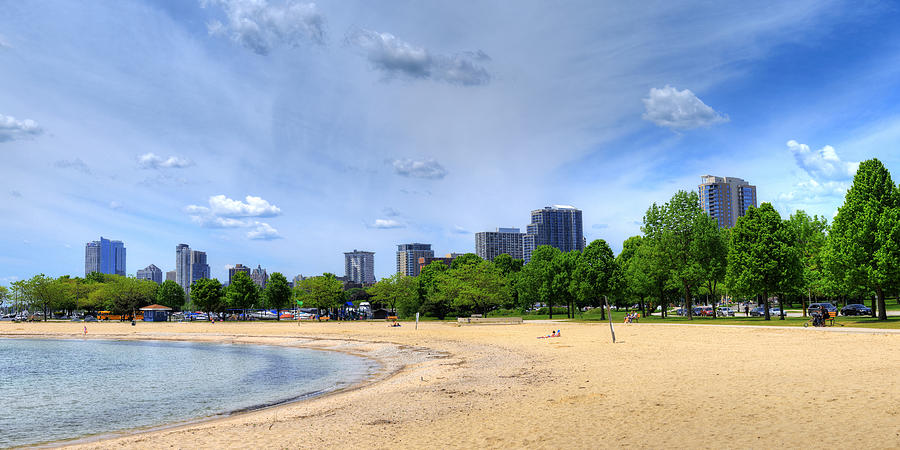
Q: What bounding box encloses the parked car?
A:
[750,307,766,317]
[770,308,783,317]
[841,304,872,316]
[808,303,837,315]
[83,315,98,322]
[716,307,735,317]
[675,308,689,316]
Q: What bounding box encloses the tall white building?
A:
[344,250,375,284]
[84,237,126,276]
[396,243,433,277]
[699,175,758,228]
[475,228,524,261]
[175,244,192,293]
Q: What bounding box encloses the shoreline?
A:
[3,321,898,449]
[2,331,439,449]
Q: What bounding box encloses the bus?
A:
[97,311,143,321]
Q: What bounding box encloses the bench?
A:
[826,311,841,326]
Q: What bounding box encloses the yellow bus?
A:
[97,311,143,321]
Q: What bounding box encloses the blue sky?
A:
[3,0,900,283]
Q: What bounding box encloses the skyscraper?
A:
[175,244,192,293]
[228,264,251,285]
[190,250,210,286]
[475,228,525,261]
[344,250,376,284]
[396,243,433,277]
[250,264,268,289]
[136,264,163,284]
[166,270,176,282]
[699,175,758,228]
[84,237,126,276]
[523,206,584,263]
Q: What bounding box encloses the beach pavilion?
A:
[140,304,172,322]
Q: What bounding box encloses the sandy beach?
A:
[2,320,898,449]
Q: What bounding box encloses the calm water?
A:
[0,338,376,448]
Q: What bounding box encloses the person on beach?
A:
[83,325,87,335]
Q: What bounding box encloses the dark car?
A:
[841,304,872,316]
[808,303,837,316]
[750,307,766,317]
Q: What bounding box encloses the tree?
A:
[226,271,260,313]
[618,236,654,316]
[726,203,801,320]
[517,246,561,318]
[264,272,292,319]
[552,250,581,318]
[826,159,898,320]
[104,276,157,317]
[295,274,344,317]
[22,274,69,320]
[574,239,618,320]
[191,278,225,319]
[418,261,450,319]
[493,254,524,275]
[694,216,728,318]
[367,273,418,317]
[156,280,186,310]
[450,253,483,270]
[451,261,509,316]
[642,191,707,319]
[0,285,7,309]
[786,211,828,316]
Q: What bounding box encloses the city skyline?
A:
[4,1,900,283]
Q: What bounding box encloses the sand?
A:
[2,320,898,449]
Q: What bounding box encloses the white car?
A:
[716,307,735,317]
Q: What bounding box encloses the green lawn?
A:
[566,309,900,329]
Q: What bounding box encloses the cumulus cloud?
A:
[642,85,729,130]
[247,222,282,240]
[347,29,490,86]
[777,178,849,205]
[188,194,281,218]
[54,158,91,174]
[204,0,325,55]
[369,219,405,229]
[787,140,858,181]
[0,114,43,142]
[138,152,193,169]
[392,158,447,180]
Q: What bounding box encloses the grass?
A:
[567,309,900,329]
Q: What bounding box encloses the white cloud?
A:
[642,85,729,130]
[204,0,325,55]
[777,178,849,205]
[188,194,281,218]
[189,215,253,228]
[347,29,490,86]
[109,201,123,210]
[247,222,282,240]
[392,158,447,180]
[138,152,193,169]
[452,225,470,235]
[0,114,43,142]
[786,140,859,181]
[370,219,405,229]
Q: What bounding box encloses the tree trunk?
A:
[684,282,693,320]
[803,291,809,318]
[548,297,553,319]
[639,297,646,317]
[763,290,770,321]
[566,301,571,319]
[871,291,879,319]
[599,297,605,320]
[876,287,887,320]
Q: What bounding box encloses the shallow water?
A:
[0,338,376,448]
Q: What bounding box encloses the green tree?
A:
[786,211,828,316]
[104,276,157,317]
[451,261,509,316]
[552,250,581,318]
[642,191,707,319]
[156,280,186,310]
[367,273,418,317]
[826,159,898,320]
[418,261,450,318]
[450,253,483,270]
[492,254,524,275]
[22,274,69,320]
[0,285,7,309]
[727,203,801,320]
[618,236,654,316]
[296,274,344,317]
[263,272,292,319]
[574,239,619,320]
[191,278,225,319]
[226,271,260,312]
[694,216,728,318]
[517,246,561,318]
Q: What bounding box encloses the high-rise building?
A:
[84,237,126,277]
[228,264,251,285]
[166,270,176,282]
[251,264,268,289]
[175,244,192,293]
[191,250,210,286]
[475,227,525,261]
[523,206,584,263]
[396,243,433,277]
[344,250,376,284]
[699,175,758,228]
[136,264,163,284]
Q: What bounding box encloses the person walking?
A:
[744,304,750,317]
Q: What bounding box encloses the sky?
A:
[3,0,900,284]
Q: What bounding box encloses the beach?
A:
[2,320,898,449]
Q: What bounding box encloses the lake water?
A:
[0,338,376,448]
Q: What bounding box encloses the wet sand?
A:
[3,320,898,449]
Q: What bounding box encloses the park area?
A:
[2,319,897,449]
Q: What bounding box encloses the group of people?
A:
[811,305,831,327]
[624,313,639,323]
